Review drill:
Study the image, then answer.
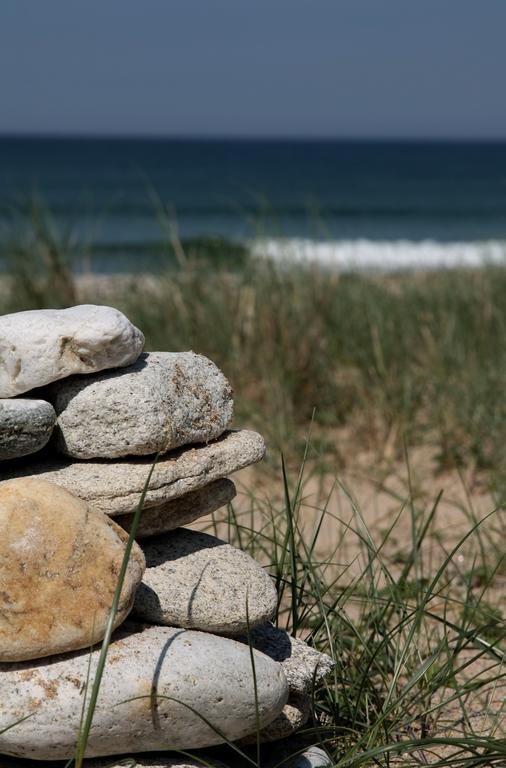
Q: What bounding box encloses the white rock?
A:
[0,625,288,759]
[0,305,144,397]
[116,479,237,538]
[50,352,233,459]
[133,528,277,634]
[275,747,333,767]
[0,398,56,460]
[3,430,265,516]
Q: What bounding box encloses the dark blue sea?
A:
[1,137,506,271]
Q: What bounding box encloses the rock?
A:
[241,624,334,695]
[133,529,277,634]
[91,758,229,768]
[239,693,310,745]
[0,625,288,759]
[0,479,145,662]
[4,430,265,516]
[0,398,56,460]
[0,304,144,397]
[50,352,234,459]
[272,747,333,767]
[116,479,237,538]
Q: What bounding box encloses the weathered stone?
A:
[0,625,288,759]
[0,479,145,662]
[133,529,277,634]
[116,479,237,538]
[0,304,144,397]
[241,624,334,695]
[0,398,56,460]
[50,352,233,459]
[239,693,310,745]
[3,430,265,516]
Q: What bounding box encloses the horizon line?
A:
[1,131,506,144]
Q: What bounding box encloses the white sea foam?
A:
[249,238,506,272]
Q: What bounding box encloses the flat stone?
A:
[0,479,145,662]
[92,758,229,768]
[3,430,265,516]
[0,304,144,397]
[50,352,233,459]
[241,624,334,695]
[0,625,288,759]
[116,479,237,538]
[0,398,56,460]
[238,693,310,745]
[133,529,277,634]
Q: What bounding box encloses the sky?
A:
[1,0,505,140]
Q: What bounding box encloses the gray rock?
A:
[0,398,56,460]
[50,352,233,459]
[116,479,237,538]
[0,305,144,397]
[91,758,229,768]
[2,430,265,516]
[241,624,334,695]
[0,625,288,759]
[133,529,277,634]
[238,693,310,745]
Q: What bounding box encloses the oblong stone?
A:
[50,352,233,459]
[0,398,56,460]
[0,479,145,662]
[3,430,265,516]
[0,625,288,759]
[133,529,277,634]
[116,479,237,538]
[0,305,144,397]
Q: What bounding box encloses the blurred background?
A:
[2,0,506,491]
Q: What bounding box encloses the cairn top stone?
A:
[0,398,56,460]
[0,304,144,397]
[50,351,233,459]
[133,528,277,634]
[0,478,145,661]
[3,429,265,516]
[0,624,288,759]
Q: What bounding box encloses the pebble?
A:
[0,625,288,759]
[239,693,310,745]
[0,398,56,460]
[0,305,144,397]
[50,352,233,459]
[115,478,236,538]
[0,479,145,662]
[133,528,277,634]
[3,429,265,516]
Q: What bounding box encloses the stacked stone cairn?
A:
[0,305,333,768]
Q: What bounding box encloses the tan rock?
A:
[0,479,145,662]
[115,478,236,538]
[3,430,265,516]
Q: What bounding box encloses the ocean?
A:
[1,137,506,272]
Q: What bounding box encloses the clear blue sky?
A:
[1,0,505,139]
